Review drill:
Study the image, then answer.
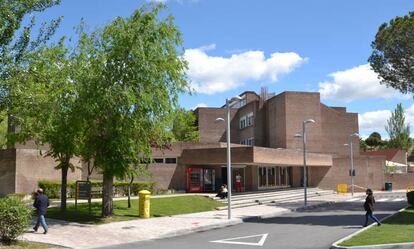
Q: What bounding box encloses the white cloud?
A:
[319,64,405,101]
[359,110,391,131]
[358,104,414,138]
[184,44,307,94]
[192,103,208,110]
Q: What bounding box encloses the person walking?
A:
[33,188,50,234]
[363,188,381,227]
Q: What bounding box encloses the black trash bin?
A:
[385,182,392,191]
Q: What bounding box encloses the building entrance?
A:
[258,166,291,189]
[221,166,245,192]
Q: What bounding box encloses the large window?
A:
[240,137,254,146]
[239,112,254,129]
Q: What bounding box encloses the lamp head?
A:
[230,95,243,101]
[350,133,359,137]
[344,143,349,146]
[304,119,315,124]
[294,133,302,138]
[215,118,225,122]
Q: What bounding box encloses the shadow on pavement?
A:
[244,213,390,227]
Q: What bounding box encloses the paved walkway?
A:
[22,191,402,249]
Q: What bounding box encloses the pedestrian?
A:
[33,188,50,234]
[363,188,381,227]
[235,173,243,192]
[216,184,228,199]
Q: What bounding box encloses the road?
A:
[99,193,407,249]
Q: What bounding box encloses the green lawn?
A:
[339,207,414,247]
[46,196,223,224]
[0,241,55,249]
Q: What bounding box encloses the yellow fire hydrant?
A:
[139,190,151,218]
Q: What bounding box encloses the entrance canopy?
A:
[181,145,332,167]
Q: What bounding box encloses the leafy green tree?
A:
[385,104,411,150]
[369,12,414,94]
[77,4,189,217]
[360,138,368,152]
[365,132,382,148]
[5,40,81,212]
[0,0,61,146]
[171,108,199,142]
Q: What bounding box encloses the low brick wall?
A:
[384,173,414,190]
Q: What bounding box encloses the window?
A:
[153,158,164,163]
[239,112,253,129]
[247,112,254,126]
[247,137,254,146]
[239,117,247,129]
[165,158,177,164]
[240,138,254,146]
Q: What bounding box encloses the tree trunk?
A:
[102,173,114,217]
[60,161,69,212]
[127,176,134,208]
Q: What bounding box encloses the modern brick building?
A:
[147,91,387,193]
[0,90,394,196]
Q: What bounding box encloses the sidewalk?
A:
[22,192,355,249]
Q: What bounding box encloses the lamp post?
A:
[216,95,242,220]
[344,133,359,197]
[301,119,315,208]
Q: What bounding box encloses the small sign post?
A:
[75,180,92,215]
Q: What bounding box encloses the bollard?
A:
[139,190,151,218]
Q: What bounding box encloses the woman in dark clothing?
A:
[363,188,381,227]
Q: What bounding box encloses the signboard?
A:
[75,180,92,214]
[77,181,91,199]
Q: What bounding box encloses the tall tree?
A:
[369,12,414,94]
[385,104,411,150]
[171,108,199,142]
[77,4,189,217]
[0,0,61,142]
[5,40,81,212]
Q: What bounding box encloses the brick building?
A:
[0,90,390,196]
[147,91,386,193]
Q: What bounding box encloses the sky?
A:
[32,0,414,138]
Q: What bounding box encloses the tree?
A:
[365,132,382,148]
[171,108,199,142]
[76,4,189,217]
[360,138,368,152]
[0,0,61,147]
[369,12,414,94]
[120,164,150,208]
[5,40,81,212]
[385,104,411,150]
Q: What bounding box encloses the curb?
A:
[330,207,412,249]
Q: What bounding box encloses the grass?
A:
[46,195,224,224]
[0,241,55,249]
[339,207,414,246]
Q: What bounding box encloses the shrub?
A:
[38,180,155,198]
[0,197,31,244]
[407,191,414,206]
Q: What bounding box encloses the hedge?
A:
[38,180,155,199]
[407,191,414,206]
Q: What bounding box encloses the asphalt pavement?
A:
[98,192,406,249]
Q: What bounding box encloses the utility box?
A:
[139,190,151,218]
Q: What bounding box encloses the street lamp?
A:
[300,119,315,208]
[216,95,242,220]
[344,132,359,197]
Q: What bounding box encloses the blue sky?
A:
[33,0,414,138]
